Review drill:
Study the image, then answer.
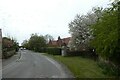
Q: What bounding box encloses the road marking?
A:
[44,56,66,77]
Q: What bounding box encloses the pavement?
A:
[2,50,74,78]
[2,51,21,67]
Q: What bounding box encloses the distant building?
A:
[0,29,2,59]
[48,36,71,47]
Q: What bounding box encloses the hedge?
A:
[2,49,16,59]
[46,47,61,55]
[66,50,98,60]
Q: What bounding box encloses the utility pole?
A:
[0,29,2,59]
[0,29,2,80]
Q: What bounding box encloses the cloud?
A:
[0,0,110,44]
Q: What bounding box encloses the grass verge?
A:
[43,53,107,78]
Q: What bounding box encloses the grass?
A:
[44,54,107,78]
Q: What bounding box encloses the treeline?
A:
[2,37,19,59]
[68,1,120,76]
[22,34,47,52]
[22,34,61,54]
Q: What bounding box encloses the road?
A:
[2,50,73,78]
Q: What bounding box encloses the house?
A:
[48,36,71,47]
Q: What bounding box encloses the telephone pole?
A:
[0,29,2,79]
[0,29,2,59]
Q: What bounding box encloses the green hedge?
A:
[2,50,16,59]
[46,47,61,55]
[98,61,120,76]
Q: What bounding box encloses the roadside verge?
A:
[2,50,21,68]
[42,53,74,78]
[43,53,107,78]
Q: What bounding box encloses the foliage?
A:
[45,54,106,78]
[44,34,54,44]
[28,34,46,52]
[22,33,47,52]
[2,49,16,59]
[2,37,19,51]
[68,1,120,76]
[2,37,19,58]
[21,40,29,49]
[12,39,19,52]
[68,7,103,50]
[46,47,61,55]
[90,2,119,65]
[98,61,120,76]
[2,37,13,48]
[67,50,98,60]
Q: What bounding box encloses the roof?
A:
[50,41,58,46]
[62,37,71,44]
[48,37,71,47]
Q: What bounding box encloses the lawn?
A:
[44,54,107,78]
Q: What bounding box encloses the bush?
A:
[46,47,61,55]
[38,47,46,53]
[66,50,81,56]
[90,2,120,66]
[98,61,120,76]
[66,50,98,60]
[2,49,16,59]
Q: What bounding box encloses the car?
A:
[20,48,24,50]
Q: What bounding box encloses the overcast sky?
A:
[0,0,111,44]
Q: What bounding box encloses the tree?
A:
[2,37,13,49]
[2,37,19,58]
[28,33,46,52]
[44,34,54,44]
[12,39,19,52]
[21,40,29,49]
[90,2,119,65]
[68,8,102,50]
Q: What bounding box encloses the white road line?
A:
[44,56,67,77]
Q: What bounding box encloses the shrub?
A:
[98,61,120,76]
[46,47,61,55]
[66,50,98,60]
[38,47,46,53]
[2,49,16,59]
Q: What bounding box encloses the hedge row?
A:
[33,47,97,60]
[46,47,61,55]
[98,60,120,76]
[2,49,16,59]
[33,47,62,55]
[66,50,98,60]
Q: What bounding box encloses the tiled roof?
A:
[48,37,71,47]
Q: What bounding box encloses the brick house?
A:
[48,36,71,47]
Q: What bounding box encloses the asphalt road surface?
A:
[2,50,73,78]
